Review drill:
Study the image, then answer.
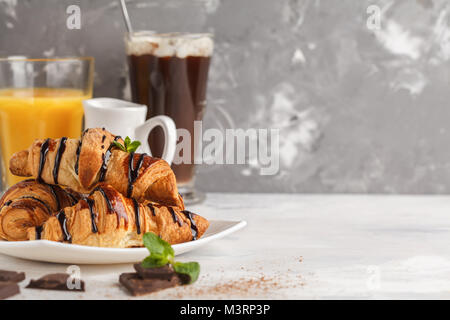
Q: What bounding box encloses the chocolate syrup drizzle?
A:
[168,207,183,227]
[37,138,50,183]
[47,184,61,211]
[53,137,67,184]
[35,225,43,240]
[127,152,145,198]
[83,198,98,233]
[65,190,79,206]
[94,187,113,212]
[181,210,199,240]
[19,196,52,215]
[0,200,12,210]
[91,186,129,228]
[56,210,72,242]
[74,140,82,175]
[132,198,141,234]
[99,136,121,182]
[147,203,156,216]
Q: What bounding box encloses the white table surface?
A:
[2,193,450,300]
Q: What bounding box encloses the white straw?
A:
[119,0,134,38]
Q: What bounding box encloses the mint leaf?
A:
[142,232,174,259]
[111,136,141,153]
[141,255,169,268]
[127,141,141,153]
[112,141,126,152]
[124,136,131,147]
[141,232,200,284]
[173,262,200,284]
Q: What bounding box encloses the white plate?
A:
[0,220,246,264]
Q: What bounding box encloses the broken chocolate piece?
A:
[119,272,181,296]
[133,264,176,280]
[134,264,191,284]
[175,273,191,285]
[26,273,85,292]
[0,282,20,300]
[0,270,25,283]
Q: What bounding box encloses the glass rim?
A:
[127,31,214,40]
[0,56,94,63]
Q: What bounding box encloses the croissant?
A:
[9,128,184,208]
[0,179,80,241]
[26,183,208,248]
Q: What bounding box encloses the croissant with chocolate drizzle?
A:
[9,128,184,209]
[26,184,208,248]
[0,179,80,241]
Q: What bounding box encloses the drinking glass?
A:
[125,32,213,204]
[0,57,94,193]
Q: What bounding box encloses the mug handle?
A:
[135,115,177,165]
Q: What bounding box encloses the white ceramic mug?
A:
[83,98,176,164]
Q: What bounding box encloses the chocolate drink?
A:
[126,32,213,186]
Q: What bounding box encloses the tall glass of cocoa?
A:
[126,32,213,204]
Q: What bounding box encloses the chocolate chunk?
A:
[175,273,191,285]
[0,270,25,283]
[119,272,181,296]
[0,282,20,300]
[134,264,191,284]
[26,273,85,292]
[133,264,176,280]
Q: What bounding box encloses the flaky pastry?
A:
[27,184,208,247]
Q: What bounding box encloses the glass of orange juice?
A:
[0,57,94,192]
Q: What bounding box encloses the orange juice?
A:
[0,88,89,186]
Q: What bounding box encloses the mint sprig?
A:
[142,232,174,268]
[142,232,200,284]
[172,261,200,284]
[113,136,141,153]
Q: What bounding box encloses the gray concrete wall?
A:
[1,0,450,194]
